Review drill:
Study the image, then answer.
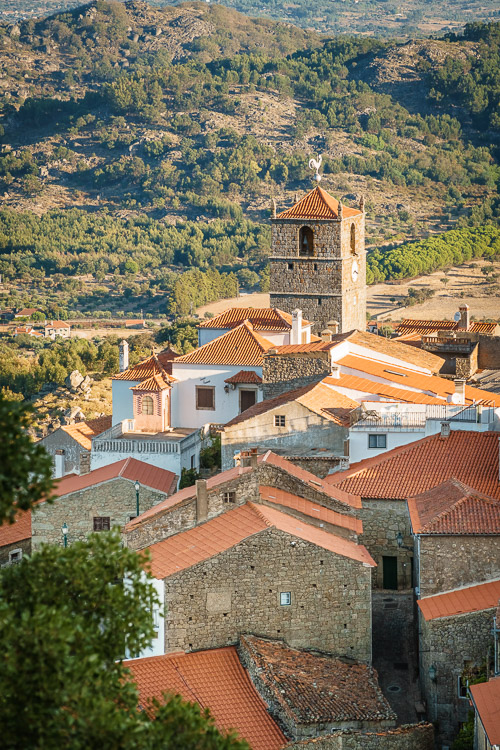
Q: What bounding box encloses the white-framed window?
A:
[368,434,387,449]
[274,415,286,427]
[8,548,22,564]
[142,395,154,415]
[280,592,291,606]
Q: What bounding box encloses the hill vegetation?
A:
[0,3,499,315]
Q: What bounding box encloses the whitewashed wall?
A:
[112,379,141,425]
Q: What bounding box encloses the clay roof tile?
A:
[276,186,361,220]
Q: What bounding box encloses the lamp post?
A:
[135,480,140,518]
[61,522,68,548]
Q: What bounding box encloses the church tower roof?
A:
[276,186,362,221]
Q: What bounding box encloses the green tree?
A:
[0,394,54,524]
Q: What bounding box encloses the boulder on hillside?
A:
[62,406,85,425]
[65,370,84,391]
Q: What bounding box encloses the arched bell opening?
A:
[299,226,314,257]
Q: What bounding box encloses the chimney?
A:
[330,364,340,379]
[250,448,258,470]
[441,422,451,438]
[327,320,339,335]
[458,304,470,331]
[454,378,466,405]
[321,329,333,342]
[195,479,208,523]
[240,449,258,469]
[291,309,303,345]
[119,339,129,372]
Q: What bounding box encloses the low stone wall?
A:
[285,456,346,478]
[478,334,500,370]
[286,723,433,749]
[419,535,500,597]
[263,353,331,400]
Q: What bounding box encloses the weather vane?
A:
[308,155,322,183]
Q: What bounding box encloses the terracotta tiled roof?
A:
[274,342,337,354]
[125,647,286,750]
[125,319,146,326]
[60,416,112,450]
[54,457,177,498]
[326,431,500,500]
[199,308,310,331]
[259,486,362,534]
[45,320,69,329]
[14,308,39,317]
[0,510,31,547]
[418,578,500,621]
[329,330,445,372]
[408,478,500,535]
[130,374,171,392]
[337,353,500,406]
[174,322,273,367]
[260,451,362,509]
[276,186,361,220]
[395,319,497,336]
[146,502,374,579]
[469,677,500,746]
[225,381,358,429]
[113,349,178,381]
[240,635,395,724]
[324,373,444,404]
[224,370,263,385]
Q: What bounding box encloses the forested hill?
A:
[0,1,499,316]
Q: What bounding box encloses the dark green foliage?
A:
[179,467,200,489]
[451,710,474,750]
[156,319,199,353]
[200,434,222,472]
[0,393,54,524]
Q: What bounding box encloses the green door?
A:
[383,556,398,590]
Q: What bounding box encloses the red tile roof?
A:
[274,342,336,354]
[0,510,31,547]
[45,321,70,329]
[199,308,310,332]
[126,647,286,750]
[277,186,361,220]
[338,330,445,372]
[337,353,500,406]
[408,478,500,535]
[174,322,273,367]
[113,349,178,381]
[60,416,112,451]
[54,458,177,498]
[324,373,444,404]
[225,381,358,429]
[326,431,500,500]
[130,374,171,392]
[395,319,498,336]
[146,502,374,578]
[224,370,263,385]
[469,677,500,746]
[240,635,395,724]
[418,578,500,621]
[259,486,362,534]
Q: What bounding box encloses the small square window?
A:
[274,415,286,427]
[196,386,215,410]
[288,262,294,270]
[280,592,291,606]
[223,491,236,504]
[9,549,22,563]
[93,516,111,531]
[368,434,387,449]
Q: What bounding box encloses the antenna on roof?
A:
[308,155,322,183]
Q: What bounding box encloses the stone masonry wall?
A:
[418,535,500,597]
[0,537,31,566]
[358,499,413,590]
[263,352,331,400]
[164,527,372,660]
[286,724,434,750]
[221,400,347,471]
[478,334,500,370]
[284,457,346,478]
[39,429,86,476]
[419,609,494,747]
[32,479,166,548]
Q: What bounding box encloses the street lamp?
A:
[135,480,140,518]
[61,522,69,548]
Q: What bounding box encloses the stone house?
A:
[145,500,375,658]
[125,450,362,552]
[407,478,500,597]
[0,509,31,566]
[221,381,359,472]
[325,431,500,590]
[44,320,71,339]
[31,457,177,548]
[40,416,112,476]
[417,578,500,748]
[469,675,500,750]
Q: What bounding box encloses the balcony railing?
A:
[351,405,479,430]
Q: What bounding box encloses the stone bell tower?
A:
[269,184,366,334]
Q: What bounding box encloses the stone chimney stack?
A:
[195,479,208,523]
[458,304,470,331]
[328,320,339,335]
[321,329,334,343]
[119,339,129,372]
[454,378,466,405]
[240,448,258,469]
[291,309,303,345]
[441,422,451,438]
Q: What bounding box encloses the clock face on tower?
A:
[351,260,359,282]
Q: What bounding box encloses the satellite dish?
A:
[450,392,462,404]
[453,312,461,322]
